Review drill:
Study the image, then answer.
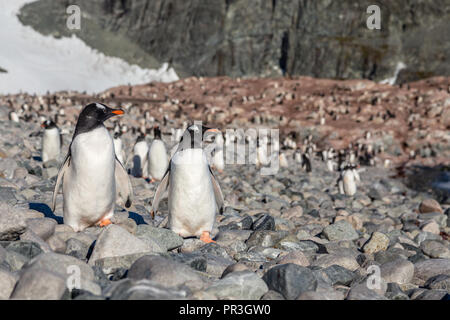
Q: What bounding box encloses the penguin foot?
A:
[200,231,216,243]
[98,218,112,227]
[149,178,157,183]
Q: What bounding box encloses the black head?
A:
[74,103,124,136]
[113,131,121,139]
[153,125,162,139]
[41,119,58,130]
[178,123,219,150]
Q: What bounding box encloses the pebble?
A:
[322,220,359,241]
[262,263,317,300]
[88,225,162,265]
[205,271,268,300]
[362,232,390,254]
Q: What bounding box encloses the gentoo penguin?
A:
[113,131,125,165]
[51,103,133,232]
[337,165,358,196]
[41,119,62,165]
[131,133,150,178]
[301,153,312,172]
[148,125,169,182]
[279,152,289,168]
[151,124,224,243]
[211,132,225,172]
[9,111,19,123]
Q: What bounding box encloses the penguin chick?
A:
[41,119,61,165]
[148,125,169,182]
[51,103,133,232]
[151,124,224,243]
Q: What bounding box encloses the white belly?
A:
[168,149,216,237]
[343,171,357,196]
[148,139,168,180]
[113,138,124,164]
[132,141,149,177]
[42,128,60,163]
[63,126,116,231]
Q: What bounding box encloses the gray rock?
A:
[0,269,17,299]
[89,225,160,265]
[312,253,360,271]
[246,230,287,248]
[413,259,450,285]
[93,252,151,276]
[420,240,450,259]
[381,258,414,284]
[136,224,183,251]
[362,232,390,254]
[322,265,356,286]
[297,288,345,300]
[261,290,285,300]
[424,274,450,290]
[25,218,57,240]
[413,289,448,300]
[206,271,268,299]
[10,268,68,300]
[107,278,189,300]
[23,252,95,281]
[252,214,275,231]
[221,263,249,278]
[0,203,28,240]
[19,229,52,253]
[322,220,359,241]
[65,238,90,260]
[385,283,409,300]
[262,263,317,300]
[346,282,388,300]
[4,250,29,271]
[6,241,43,259]
[128,255,205,290]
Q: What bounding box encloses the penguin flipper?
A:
[115,157,133,208]
[51,152,71,212]
[150,167,170,218]
[209,166,224,214]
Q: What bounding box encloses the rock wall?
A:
[19,0,450,82]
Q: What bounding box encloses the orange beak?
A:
[111,109,124,115]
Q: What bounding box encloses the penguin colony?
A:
[42,101,375,240]
[1,75,447,243]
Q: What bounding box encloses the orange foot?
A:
[149,178,157,183]
[98,218,112,227]
[200,231,216,243]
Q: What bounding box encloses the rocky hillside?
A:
[19,0,450,81]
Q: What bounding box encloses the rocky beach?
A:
[0,75,449,300]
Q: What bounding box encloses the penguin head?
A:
[75,103,124,135]
[178,124,219,150]
[153,125,162,139]
[113,131,121,139]
[41,119,58,130]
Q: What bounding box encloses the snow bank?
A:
[0,0,179,95]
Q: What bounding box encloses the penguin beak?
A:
[111,109,124,115]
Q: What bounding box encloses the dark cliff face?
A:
[19,0,450,82]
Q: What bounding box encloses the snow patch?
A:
[0,0,178,95]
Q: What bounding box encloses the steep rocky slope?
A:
[19,0,450,81]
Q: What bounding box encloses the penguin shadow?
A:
[29,202,63,224]
[127,210,147,225]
